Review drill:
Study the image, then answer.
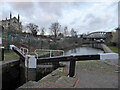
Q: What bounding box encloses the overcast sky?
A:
[0,2,118,35]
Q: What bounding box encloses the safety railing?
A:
[20,47,29,55]
[34,49,64,59]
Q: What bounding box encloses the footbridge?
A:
[83,31,112,39]
[81,31,112,44]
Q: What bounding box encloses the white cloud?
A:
[1,2,118,34]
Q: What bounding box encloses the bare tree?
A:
[40,27,45,36]
[26,23,39,36]
[49,22,61,38]
[70,28,77,37]
[63,26,68,37]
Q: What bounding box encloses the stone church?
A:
[0,12,22,33]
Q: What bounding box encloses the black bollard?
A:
[69,60,76,77]
[1,46,4,61]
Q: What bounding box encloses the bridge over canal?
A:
[82,31,112,39]
[79,31,112,44]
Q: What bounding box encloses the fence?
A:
[2,31,82,53]
[2,31,58,51]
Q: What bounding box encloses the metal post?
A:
[41,40,43,49]
[55,42,57,50]
[7,32,9,50]
[28,38,30,50]
[50,50,52,57]
[1,46,4,61]
[69,60,76,77]
[49,43,51,50]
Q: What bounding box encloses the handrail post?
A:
[50,50,52,57]
[69,59,76,77]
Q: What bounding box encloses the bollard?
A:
[1,46,4,61]
[69,60,76,77]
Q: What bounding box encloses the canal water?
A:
[64,46,104,55]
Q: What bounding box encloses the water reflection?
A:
[71,49,77,53]
[64,47,104,55]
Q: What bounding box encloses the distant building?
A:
[0,12,22,33]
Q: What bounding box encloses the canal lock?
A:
[2,59,59,90]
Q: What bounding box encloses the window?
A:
[13,21,16,26]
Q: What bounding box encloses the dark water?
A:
[64,47,104,55]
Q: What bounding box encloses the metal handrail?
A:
[34,49,64,59]
[20,47,29,55]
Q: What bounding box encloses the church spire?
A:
[10,12,12,19]
[18,14,20,22]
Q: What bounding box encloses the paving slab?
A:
[17,60,118,89]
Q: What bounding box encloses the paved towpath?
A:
[18,60,118,89]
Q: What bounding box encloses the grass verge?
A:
[4,49,19,61]
[107,46,118,53]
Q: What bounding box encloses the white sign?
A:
[25,55,37,68]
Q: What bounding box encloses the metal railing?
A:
[34,49,64,59]
[20,47,29,55]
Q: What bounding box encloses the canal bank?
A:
[2,44,119,89]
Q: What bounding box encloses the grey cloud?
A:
[37,2,66,16]
[82,14,94,23]
[1,2,118,34]
[8,2,34,10]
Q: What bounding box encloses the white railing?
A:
[20,47,29,55]
[34,49,64,59]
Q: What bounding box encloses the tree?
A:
[63,26,68,37]
[26,23,39,36]
[58,33,64,38]
[70,28,77,37]
[49,22,61,38]
[40,27,45,35]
